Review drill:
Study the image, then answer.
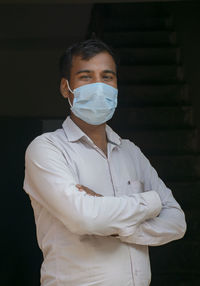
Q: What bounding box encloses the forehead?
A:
[70,52,116,74]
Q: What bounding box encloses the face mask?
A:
[66,80,118,125]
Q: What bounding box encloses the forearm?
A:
[117,184,186,245]
[118,205,186,246]
[118,142,187,246]
[25,174,162,236]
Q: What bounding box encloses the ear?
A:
[60,78,70,99]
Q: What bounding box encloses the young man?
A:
[23,39,186,286]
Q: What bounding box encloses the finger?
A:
[76,185,85,193]
[76,184,88,192]
[76,184,103,197]
[76,184,82,189]
[95,193,102,197]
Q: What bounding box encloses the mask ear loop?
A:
[66,80,73,107]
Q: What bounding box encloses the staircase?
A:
[88,3,200,285]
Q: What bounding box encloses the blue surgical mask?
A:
[66,80,118,125]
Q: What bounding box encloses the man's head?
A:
[59,39,118,126]
[59,38,118,81]
[59,39,118,99]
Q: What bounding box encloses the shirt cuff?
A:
[143,190,162,220]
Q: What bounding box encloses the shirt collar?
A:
[62,116,121,146]
[105,125,121,146]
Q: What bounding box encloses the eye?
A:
[103,75,113,81]
[79,75,91,80]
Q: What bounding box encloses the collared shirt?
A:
[23,116,186,286]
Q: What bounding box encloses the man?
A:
[23,39,186,286]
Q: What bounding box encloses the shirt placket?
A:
[83,138,118,197]
[106,142,118,197]
[107,143,136,286]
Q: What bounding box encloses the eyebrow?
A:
[75,69,91,75]
[75,69,116,75]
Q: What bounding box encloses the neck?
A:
[70,113,108,156]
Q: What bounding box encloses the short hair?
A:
[59,38,119,80]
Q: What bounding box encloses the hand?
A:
[76,184,103,197]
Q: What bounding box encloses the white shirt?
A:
[23,116,186,286]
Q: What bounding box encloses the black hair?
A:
[59,38,119,80]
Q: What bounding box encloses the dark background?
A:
[1,1,200,285]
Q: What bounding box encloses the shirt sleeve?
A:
[118,142,187,246]
[23,135,162,237]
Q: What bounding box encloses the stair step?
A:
[117,129,198,155]
[167,181,200,210]
[110,106,193,128]
[108,3,170,18]
[104,17,173,31]
[103,31,176,47]
[118,47,181,65]
[118,84,189,106]
[148,155,200,181]
[119,65,184,84]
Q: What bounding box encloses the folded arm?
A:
[24,136,162,237]
[118,143,187,246]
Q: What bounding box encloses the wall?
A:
[169,2,200,131]
[0,4,92,117]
